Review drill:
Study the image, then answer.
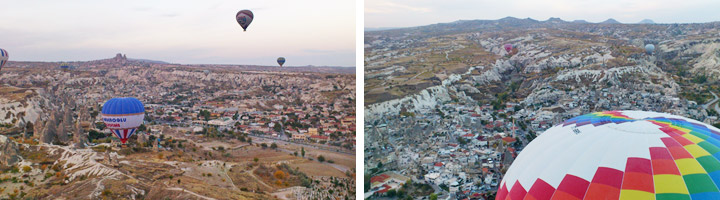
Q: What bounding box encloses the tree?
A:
[254,157,259,162]
[138,124,147,132]
[386,189,397,197]
[430,193,438,200]
[95,122,106,130]
[232,112,239,120]
[260,143,268,149]
[22,166,31,173]
[88,130,106,141]
[199,110,211,121]
[318,155,325,162]
[271,143,278,149]
[301,147,305,157]
[273,123,282,132]
[274,170,286,179]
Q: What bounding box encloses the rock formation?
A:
[41,113,57,144]
[0,135,20,168]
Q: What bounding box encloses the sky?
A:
[0,0,355,66]
[366,0,720,28]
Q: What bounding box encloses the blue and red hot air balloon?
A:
[101,97,145,144]
[277,57,286,67]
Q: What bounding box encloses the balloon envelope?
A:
[277,57,286,67]
[236,10,254,31]
[0,48,8,71]
[497,110,720,200]
[645,44,655,54]
[504,44,513,53]
[101,97,145,144]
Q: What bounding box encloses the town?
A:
[0,54,357,199]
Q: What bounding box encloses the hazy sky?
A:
[0,0,355,66]
[366,0,720,28]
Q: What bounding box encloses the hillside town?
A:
[0,54,357,199]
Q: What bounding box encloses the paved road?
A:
[702,91,719,110]
[711,91,720,115]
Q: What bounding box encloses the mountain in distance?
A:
[572,19,590,23]
[638,19,656,24]
[11,53,355,74]
[366,27,403,32]
[545,17,566,23]
[127,58,168,64]
[600,18,622,24]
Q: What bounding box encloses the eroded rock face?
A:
[0,135,20,168]
[33,118,44,139]
[73,121,86,149]
[41,115,57,144]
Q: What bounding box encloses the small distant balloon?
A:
[0,48,8,72]
[236,10,254,31]
[503,44,513,53]
[645,44,655,55]
[277,57,286,67]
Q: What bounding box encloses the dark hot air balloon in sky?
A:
[277,57,286,67]
[236,10,254,31]
[102,97,145,144]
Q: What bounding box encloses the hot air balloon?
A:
[0,48,8,72]
[236,10,254,31]
[504,44,513,53]
[645,44,655,55]
[277,57,286,67]
[101,97,145,144]
[497,110,720,200]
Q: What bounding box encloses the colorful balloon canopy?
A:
[101,97,145,144]
[236,10,254,31]
[504,44,513,53]
[646,44,655,55]
[277,57,285,67]
[0,48,8,72]
[498,110,720,200]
